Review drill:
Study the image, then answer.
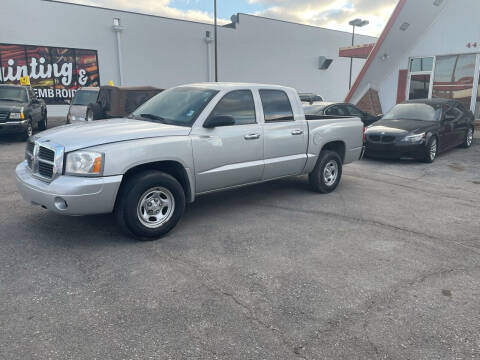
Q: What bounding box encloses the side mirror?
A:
[203,115,235,128]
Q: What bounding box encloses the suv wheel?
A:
[309,150,343,193]
[115,171,186,240]
[22,119,33,141]
[38,110,48,130]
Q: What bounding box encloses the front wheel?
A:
[114,171,186,240]
[21,119,33,141]
[460,127,474,148]
[309,150,343,193]
[38,110,48,130]
[422,136,438,163]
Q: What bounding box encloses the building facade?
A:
[346,0,480,128]
[1,0,375,116]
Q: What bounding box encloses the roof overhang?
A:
[339,43,376,59]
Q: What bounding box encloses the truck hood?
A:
[0,100,26,113]
[33,118,191,152]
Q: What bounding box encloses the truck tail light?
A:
[362,126,366,142]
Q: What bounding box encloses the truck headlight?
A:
[9,112,24,120]
[400,133,425,143]
[65,151,104,176]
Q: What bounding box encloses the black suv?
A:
[0,84,47,140]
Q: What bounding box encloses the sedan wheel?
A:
[461,127,474,148]
[423,136,437,163]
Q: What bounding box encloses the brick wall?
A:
[355,88,382,115]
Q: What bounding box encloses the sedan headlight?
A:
[400,133,425,143]
[65,151,104,176]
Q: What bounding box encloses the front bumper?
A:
[365,141,426,159]
[16,161,123,215]
[0,120,28,134]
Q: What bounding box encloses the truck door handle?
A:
[291,129,304,135]
[244,133,261,140]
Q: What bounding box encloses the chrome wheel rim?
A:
[27,123,33,137]
[466,128,473,146]
[429,138,437,160]
[323,160,338,186]
[137,187,175,229]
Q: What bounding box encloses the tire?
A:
[309,150,343,193]
[460,127,474,148]
[21,119,33,141]
[38,110,48,131]
[114,170,186,240]
[422,135,438,163]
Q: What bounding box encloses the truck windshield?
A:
[72,90,99,105]
[131,87,219,126]
[383,103,442,122]
[0,87,28,102]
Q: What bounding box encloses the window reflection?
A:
[432,54,476,109]
[409,74,431,99]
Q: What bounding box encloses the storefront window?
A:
[432,54,476,109]
[409,57,434,72]
[409,74,431,99]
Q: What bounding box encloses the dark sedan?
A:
[303,102,381,126]
[364,99,475,163]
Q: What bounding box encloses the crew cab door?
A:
[259,89,308,180]
[191,90,264,193]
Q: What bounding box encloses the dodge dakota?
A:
[16,83,364,240]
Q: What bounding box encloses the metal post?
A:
[214,0,218,82]
[112,19,125,86]
[349,25,355,89]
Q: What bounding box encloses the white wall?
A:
[375,0,480,113]
[1,0,374,116]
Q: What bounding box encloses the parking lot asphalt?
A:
[1,118,479,359]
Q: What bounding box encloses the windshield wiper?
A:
[138,113,168,122]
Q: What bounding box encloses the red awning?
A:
[338,43,376,59]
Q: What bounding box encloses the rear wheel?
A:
[460,127,474,148]
[114,171,186,240]
[422,136,438,163]
[309,150,343,193]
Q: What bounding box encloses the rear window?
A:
[72,90,98,105]
[259,90,294,122]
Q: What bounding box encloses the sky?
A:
[59,0,399,37]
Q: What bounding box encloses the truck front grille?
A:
[0,111,9,123]
[39,146,55,162]
[25,141,64,182]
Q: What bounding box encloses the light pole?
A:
[348,18,369,89]
[214,0,218,82]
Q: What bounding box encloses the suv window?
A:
[209,90,256,125]
[325,105,347,116]
[259,90,294,122]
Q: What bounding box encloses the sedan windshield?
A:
[72,90,99,105]
[303,105,327,115]
[131,87,219,127]
[0,87,28,102]
[383,103,442,121]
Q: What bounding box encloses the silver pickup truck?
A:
[16,83,364,240]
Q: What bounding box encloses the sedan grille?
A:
[38,161,54,178]
[368,134,397,143]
